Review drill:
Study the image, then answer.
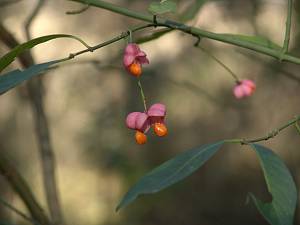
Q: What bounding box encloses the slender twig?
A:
[0,198,40,225]
[282,0,293,56]
[24,1,64,225]
[69,0,300,65]
[52,59,101,68]
[295,122,300,135]
[137,79,147,111]
[227,115,300,144]
[0,152,51,225]
[197,46,240,83]
[66,23,154,60]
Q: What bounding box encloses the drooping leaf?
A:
[0,34,89,72]
[136,28,172,44]
[0,59,66,94]
[221,34,281,50]
[249,144,297,225]
[116,141,224,211]
[148,0,177,15]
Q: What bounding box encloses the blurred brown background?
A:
[0,0,300,225]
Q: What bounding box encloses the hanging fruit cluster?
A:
[123,41,256,145]
[123,43,168,145]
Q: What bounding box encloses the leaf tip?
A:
[115,201,127,212]
[115,205,120,212]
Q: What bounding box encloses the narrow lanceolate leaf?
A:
[136,28,172,44]
[116,141,224,211]
[0,59,66,94]
[221,34,281,50]
[0,34,89,72]
[148,0,177,15]
[250,144,297,225]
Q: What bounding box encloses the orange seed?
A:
[154,123,168,137]
[128,62,142,77]
[135,131,147,144]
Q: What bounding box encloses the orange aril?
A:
[135,131,147,144]
[128,62,142,77]
[154,123,168,137]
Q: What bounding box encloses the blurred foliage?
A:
[0,0,300,225]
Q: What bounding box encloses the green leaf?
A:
[136,28,172,44]
[148,0,177,15]
[250,144,297,225]
[0,34,89,72]
[0,59,66,94]
[221,34,281,50]
[116,141,224,211]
